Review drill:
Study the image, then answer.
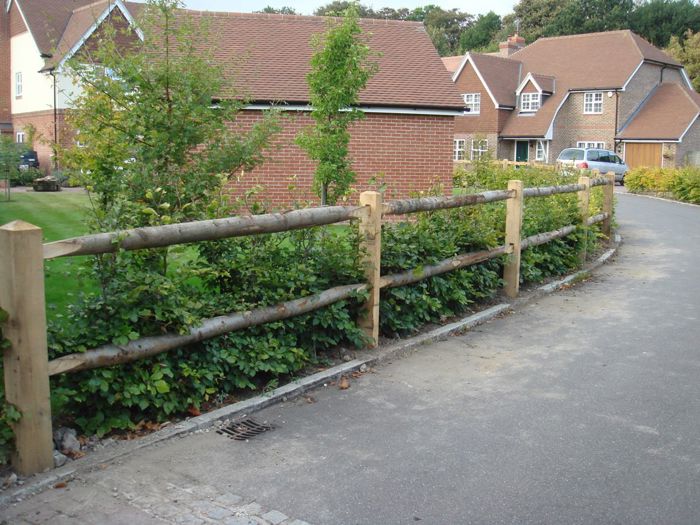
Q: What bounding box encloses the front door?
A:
[515,141,529,162]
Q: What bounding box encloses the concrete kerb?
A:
[0,233,621,507]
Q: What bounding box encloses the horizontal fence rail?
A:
[43,205,366,260]
[0,171,616,476]
[383,189,513,216]
[47,283,367,376]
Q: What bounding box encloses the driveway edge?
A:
[1,234,621,506]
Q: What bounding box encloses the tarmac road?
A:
[3,192,699,525]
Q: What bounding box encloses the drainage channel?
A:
[216,418,276,441]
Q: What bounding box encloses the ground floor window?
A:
[471,139,488,160]
[535,140,548,162]
[577,141,605,149]
[453,139,466,161]
[16,131,25,144]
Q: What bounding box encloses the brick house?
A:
[0,1,463,202]
[443,30,700,169]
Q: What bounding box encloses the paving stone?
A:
[287,520,312,525]
[237,502,262,515]
[173,515,205,525]
[214,493,243,507]
[223,517,258,525]
[189,500,234,520]
[261,510,288,525]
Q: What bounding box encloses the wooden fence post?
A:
[358,192,382,347]
[0,221,54,475]
[503,180,523,298]
[602,172,615,237]
[578,175,591,264]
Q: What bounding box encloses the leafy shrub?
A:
[625,166,700,204]
[671,167,700,204]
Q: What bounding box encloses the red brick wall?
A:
[0,3,11,126]
[227,111,454,206]
[12,110,73,173]
[453,61,499,134]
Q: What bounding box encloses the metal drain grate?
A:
[217,418,275,441]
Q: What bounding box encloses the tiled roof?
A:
[40,4,462,110]
[441,55,462,73]
[15,0,97,55]
[530,74,555,93]
[468,53,521,108]
[178,11,462,109]
[617,83,700,141]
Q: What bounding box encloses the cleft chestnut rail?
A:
[0,172,615,475]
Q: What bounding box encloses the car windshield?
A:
[558,149,584,161]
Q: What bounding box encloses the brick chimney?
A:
[499,33,526,57]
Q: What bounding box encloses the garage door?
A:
[624,143,662,169]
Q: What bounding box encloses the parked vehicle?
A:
[556,148,628,184]
[19,150,39,170]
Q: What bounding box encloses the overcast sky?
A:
[182,0,517,17]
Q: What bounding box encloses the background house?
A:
[444,30,700,169]
[0,1,463,203]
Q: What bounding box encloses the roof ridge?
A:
[675,82,700,111]
[469,51,521,64]
[173,8,423,26]
[532,29,632,43]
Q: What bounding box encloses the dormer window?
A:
[463,93,480,114]
[520,93,540,112]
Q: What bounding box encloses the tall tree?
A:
[543,0,634,36]
[314,1,376,17]
[297,6,379,205]
[257,6,297,14]
[668,30,700,91]
[508,0,570,42]
[631,0,700,48]
[460,11,501,52]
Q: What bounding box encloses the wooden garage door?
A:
[625,143,662,169]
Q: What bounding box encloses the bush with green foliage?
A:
[625,166,700,204]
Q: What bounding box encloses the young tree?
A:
[668,30,700,91]
[64,0,279,230]
[297,6,379,205]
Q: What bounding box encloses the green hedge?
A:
[0,165,608,463]
[625,166,700,204]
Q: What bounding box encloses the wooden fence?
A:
[0,172,615,475]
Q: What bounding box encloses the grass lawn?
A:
[0,191,97,320]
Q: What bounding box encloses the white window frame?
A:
[520,93,541,112]
[15,71,22,98]
[462,93,481,115]
[535,140,548,162]
[577,141,605,149]
[583,92,603,114]
[453,139,466,161]
[471,139,488,160]
[16,131,25,144]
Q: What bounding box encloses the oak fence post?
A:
[578,175,591,264]
[603,172,615,237]
[0,221,54,475]
[503,180,523,298]
[358,191,382,347]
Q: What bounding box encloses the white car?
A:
[557,148,628,184]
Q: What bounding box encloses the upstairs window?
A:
[520,93,540,112]
[16,131,25,144]
[15,72,22,98]
[577,141,605,149]
[471,139,488,160]
[583,92,603,114]
[463,93,480,114]
[453,139,466,161]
